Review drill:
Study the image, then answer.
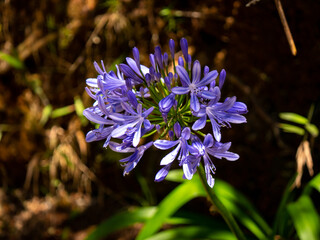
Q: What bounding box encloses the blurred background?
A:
[0,0,319,239]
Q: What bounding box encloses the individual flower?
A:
[153,123,191,181]
[109,103,154,147]
[172,60,218,112]
[192,86,248,141]
[182,134,239,187]
[109,141,153,175]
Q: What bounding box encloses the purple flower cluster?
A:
[83,38,247,187]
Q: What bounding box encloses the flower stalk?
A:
[197,163,246,240]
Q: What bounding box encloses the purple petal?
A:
[200,90,218,100]
[176,65,191,86]
[180,38,189,62]
[169,39,175,59]
[192,115,207,130]
[190,92,200,112]
[153,140,179,150]
[192,60,201,84]
[174,122,181,138]
[171,86,190,95]
[83,109,114,125]
[155,164,171,182]
[132,47,140,68]
[203,134,214,148]
[86,78,98,88]
[126,57,142,77]
[181,127,191,139]
[132,121,143,147]
[219,69,226,89]
[198,70,218,87]
[160,144,181,165]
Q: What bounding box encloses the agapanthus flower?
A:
[83,38,247,187]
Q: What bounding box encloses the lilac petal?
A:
[132,47,140,68]
[83,109,114,125]
[126,57,142,77]
[222,113,247,124]
[159,93,175,113]
[198,70,218,87]
[85,87,97,100]
[213,151,239,161]
[183,163,193,180]
[204,66,209,76]
[132,120,143,147]
[203,134,214,148]
[94,61,105,75]
[181,127,191,140]
[109,141,135,153]
[142,106,154,118]
[154,46,163,69]
[108,112,136,122]
[153,140,179,150]
[127,90,138,108]
[149,54,156,70]
[192,60,201,84]
[86,78,98,88]
[174,122,181,138]
[143,119,152,129]
[172,86,190,95]
[169,39,175,59]
[155,164,171,182]
[200,90,218,100]
[204,157,215,188]
[178,56,184,67]
[104,73,126,90]
[111,120,139,138]
[207,115,221,142]
[176,65,191,85]
[180,38,189,62]
[97,96,110,116]
[215,96,237,111]
[219,69,226,89]
[119,63,143,83]
[228,102,248,114]
[190,92,200,112]
[85,127,112,142]
[121,102,136,115]
[160,144,181,165]
[192,115,206,131]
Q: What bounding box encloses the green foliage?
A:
[0,51,24,69]
[279,106,319,137]
[287,196,320,240]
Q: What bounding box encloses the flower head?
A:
[83,38,247,187]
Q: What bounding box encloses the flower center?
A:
[189,83,197,92]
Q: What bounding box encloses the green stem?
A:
[197,163,246,240]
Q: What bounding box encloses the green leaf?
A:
[287,196,320,240]
[51,105,75,118]
[279,112,309,125]
[145,226,237,240]
[0,51,24,69]
[279,123,305,135]
[85,207,157,240]
[40,104,52,126]
[214,180,272,239]
[136,177,206,240]
[165,169,185,183]
[305,123,319,137]
[303,173,320,195]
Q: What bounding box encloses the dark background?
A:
[0,0,319,239]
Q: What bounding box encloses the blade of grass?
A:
[136,177,206,240]
[287,196,320,240]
